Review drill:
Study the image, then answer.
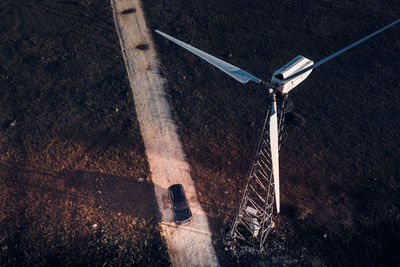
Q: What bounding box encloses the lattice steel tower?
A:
[229,96,288,252]
[154,17,400,253]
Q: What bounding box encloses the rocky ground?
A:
[142,0,400,266]
[1,0,399,266]
[0,0,169,266]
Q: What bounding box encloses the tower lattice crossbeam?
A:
[229,98,286,251]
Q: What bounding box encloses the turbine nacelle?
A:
[155,18,400,215]
[271,55,314,94]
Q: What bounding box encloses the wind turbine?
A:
[155,18,399,216]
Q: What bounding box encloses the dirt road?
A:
[111,0,219,266]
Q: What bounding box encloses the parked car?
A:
[168,184,192,224]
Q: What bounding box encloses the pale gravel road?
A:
[111,0,220,266]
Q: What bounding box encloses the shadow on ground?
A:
[0,0,170,266]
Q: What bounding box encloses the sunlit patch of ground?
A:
[0,139,168,266]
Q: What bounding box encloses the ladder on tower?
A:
[229,96,288,252]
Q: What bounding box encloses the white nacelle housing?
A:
[271,55,314,94]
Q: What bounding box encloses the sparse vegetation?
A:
[0,0,169,266]
[1,0,399,266]
[143,0,400,265]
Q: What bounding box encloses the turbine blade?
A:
[269,100,280,213]
[155,30,262,84]
[282,18,400,83]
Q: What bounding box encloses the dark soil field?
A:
[1,0,399,266]
[0,0,169,266]
[143,0,400,266]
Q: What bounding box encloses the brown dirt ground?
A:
[0,0,169,266]
[142,0,400,266]
[1,0,400,266]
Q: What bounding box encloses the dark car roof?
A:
[168,184,192,223]
[169,184,186,202]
